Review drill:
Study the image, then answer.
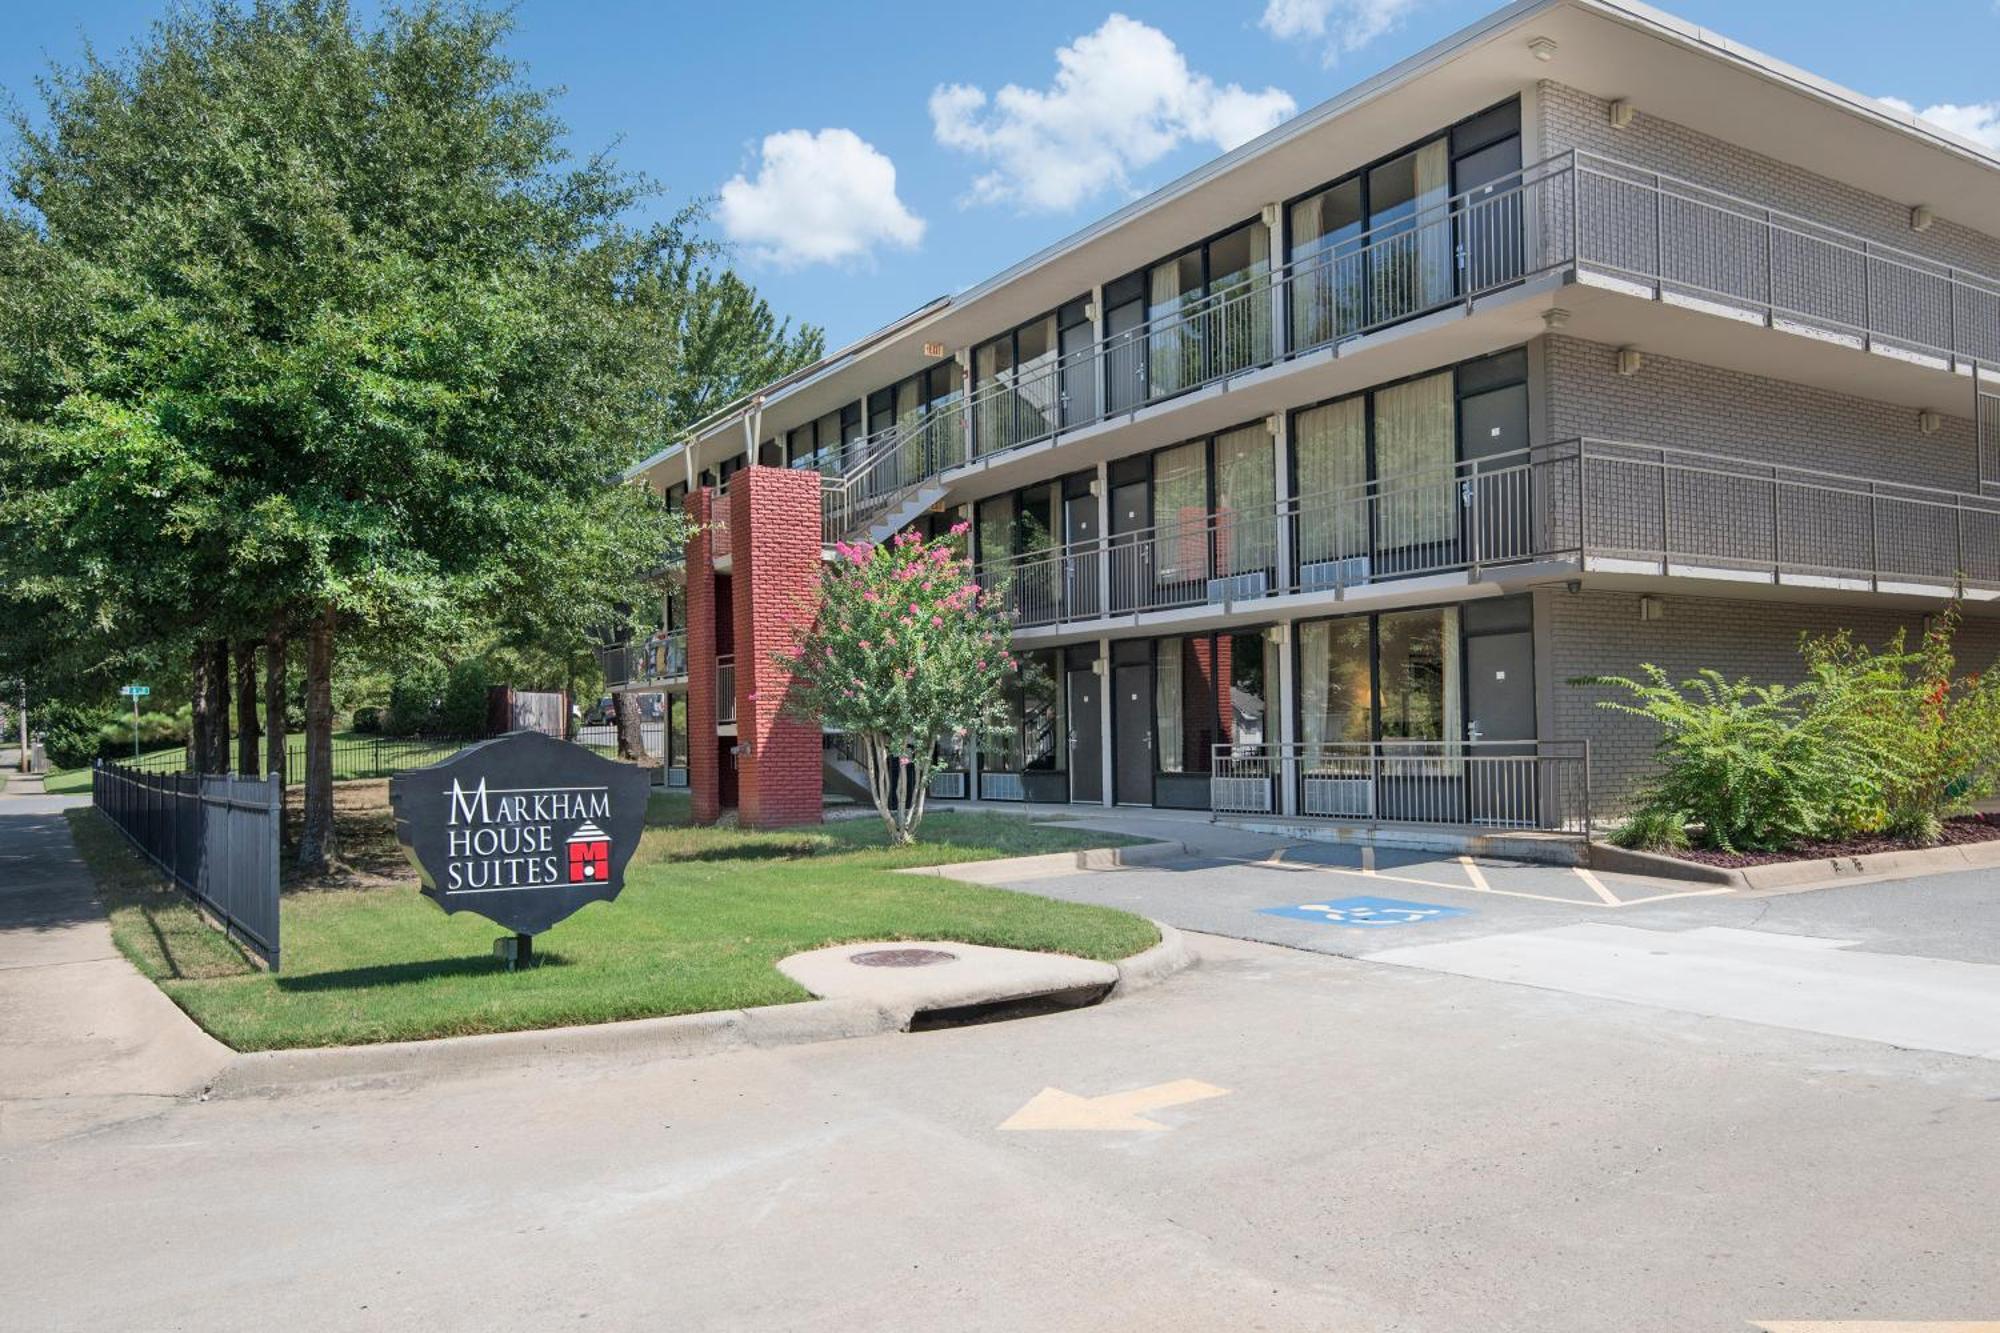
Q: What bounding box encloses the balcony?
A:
[716,654,736,726]
[1212,740,1592,834]
[596,630,688,690]
[984,439,2000,632]
[816,150,2000,542]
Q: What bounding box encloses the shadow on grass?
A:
[274,953,572,992]
[660,838,837,864]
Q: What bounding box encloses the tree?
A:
[1,2,810,871]
[778,528,1013,845]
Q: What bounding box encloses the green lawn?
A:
[64,795,1156,1051]
[46,730,469,793]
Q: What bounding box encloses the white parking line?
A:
[1206,853,1732,911]
[1572,865,1623,906]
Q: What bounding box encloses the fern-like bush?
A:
[1576,667,1862,853]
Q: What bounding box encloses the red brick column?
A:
[730,467,825,830]
[684,487,722,825]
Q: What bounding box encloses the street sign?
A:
[120,685,150,698]
[389,731,650,951]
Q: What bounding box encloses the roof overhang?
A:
[636,0,2000,487]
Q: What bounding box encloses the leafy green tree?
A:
[0,1,815,871]
[778,528,1013,845]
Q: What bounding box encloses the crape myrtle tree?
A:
[779,527,1013,845]
[0,1,818,872]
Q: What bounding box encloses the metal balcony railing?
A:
[1212,740,1592,833]
[595,630,689,689]
[979,439,2000,628]
[716,654,736,725]
[812,149,2000,543]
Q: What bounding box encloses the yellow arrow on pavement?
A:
[999,1079,1230,1132]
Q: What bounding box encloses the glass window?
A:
[668,696,688,770]
[1288,177,1363,349]
[1022,651,1064,771]
[1155,638,1185,775]
[1373,371,1455,549]
[1151,440,1208,584]
[1377,607,1461,741]
[1213,424,1274,578]
[1228,632,1267,751]
[1368,138,1453,318]
[976,493,1015,568]
[1294,397,1367,568]
[1299,617,1373,748]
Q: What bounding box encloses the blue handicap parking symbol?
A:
[1259,895,1469,928]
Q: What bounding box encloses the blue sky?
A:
[4,0,1996,348]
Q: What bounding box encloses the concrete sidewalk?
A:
[0,796,230,1147]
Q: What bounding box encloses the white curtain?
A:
[1374,372,1455,549]
[1155,639,1185,775]
[1414,139,1453,310]
[1148,256,1191,396]
[1213,425,1274,576]
[1152,441,1207,584]
[1294,398,1368,564]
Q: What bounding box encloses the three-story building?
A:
[607,0,2000,833]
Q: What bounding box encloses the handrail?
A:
[812,148,2000,543]
[974,434,2000,629]
[1212,739,1592,833]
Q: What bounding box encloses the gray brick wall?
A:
[1539,82,2000,278]
[1543,588,2000,808]
[1543,334,1980,491]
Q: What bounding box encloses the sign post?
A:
[389,731,649,967]
[119,685,150,762]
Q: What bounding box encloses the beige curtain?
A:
[1374,372,1454,549]
[1152,440,1207,583]
[1299,618,1373,748]
[1213,424,1274,576]
[1294,398,1368,565]
[1415,139,1453,310]
[1148,258,1188,396]
[1155,638,1185,775]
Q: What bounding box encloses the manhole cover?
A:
[850,947,958,968]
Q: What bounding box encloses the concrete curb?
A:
[1110,921,1192,997]
[202,925,1195,1101]
[895,839,1187,881]
[1588,834,2000,893]
[204,997,902,1099]
[1586,841,1741,885]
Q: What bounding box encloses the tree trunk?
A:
[234,639,260,776]
[209,639,232,774]
[296,606,338,874]
[613,691,649,762]
[264,620,287,784]
[190,642,220,773]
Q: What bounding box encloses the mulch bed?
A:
[1670,813,2000,868]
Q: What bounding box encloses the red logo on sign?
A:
[566,821,611,882]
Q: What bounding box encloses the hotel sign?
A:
[389,731,650,937]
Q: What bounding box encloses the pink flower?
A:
[859,639,872,650]
[930,616,942,628]
[949,520,970,536]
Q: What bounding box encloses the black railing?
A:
[93,762,282,969]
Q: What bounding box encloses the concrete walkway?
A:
[0,795,230,1147]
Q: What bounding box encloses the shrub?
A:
[1804,606,2000,844]
[1578,667,1861,853]
[385,660,448,735]
[438,660,490,737]
[776,526,1012,845]
[1608,805,1688,852]
[350,706,383,734]
[36,699,118,769]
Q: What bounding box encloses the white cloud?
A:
[930,14,1296,213]
[1877,96,2000,150]
[1260,0,1423,62]
[718,128,926,268]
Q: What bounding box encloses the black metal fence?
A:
[285,734,475,785]
[92,762,283,970]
